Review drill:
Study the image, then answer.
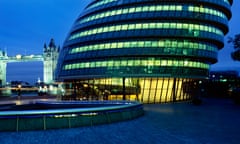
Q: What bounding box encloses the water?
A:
[0,98,240,144]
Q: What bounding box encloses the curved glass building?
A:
[56,0,233,103]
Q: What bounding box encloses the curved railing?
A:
[0,101,144,131]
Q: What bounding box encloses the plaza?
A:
[0,98,239,144]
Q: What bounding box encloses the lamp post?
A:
[17,84,21,100]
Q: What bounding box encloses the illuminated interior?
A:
[63,78,192,103]
[138,78,191,103]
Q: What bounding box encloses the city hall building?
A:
[55,0,233,103]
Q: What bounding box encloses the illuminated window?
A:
[188,5,227,19]
[70,23,223,40]
[70,40,217,55]
[129,7,135,13]
[86,0,117,10]
[63,59,209,71]
[136,24,142,29]
[80,5,184,24]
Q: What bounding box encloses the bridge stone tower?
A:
[43,38,60,84]
[0,50,7,86]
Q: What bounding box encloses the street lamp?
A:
[17,84,21,99]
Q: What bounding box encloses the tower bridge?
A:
[0,39,59,86]
[0,54,43,63]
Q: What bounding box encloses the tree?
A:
[228,34,240,61]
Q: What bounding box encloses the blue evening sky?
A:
[0,0,239,84]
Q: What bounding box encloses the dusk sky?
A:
[0,0,239,84]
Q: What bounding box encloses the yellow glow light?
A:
[16,54,22,59]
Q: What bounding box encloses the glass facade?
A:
[56,0,232,103]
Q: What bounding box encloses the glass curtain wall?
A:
[64,78,193,104]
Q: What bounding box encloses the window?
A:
[70,40,217,56]
[158,41,164,47]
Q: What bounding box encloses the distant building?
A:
[202,70,240,98]
[0,50,7,86]
[43,39,60,84]
[55,0,233,103]
[210,71,239,82]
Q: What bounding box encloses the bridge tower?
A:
[43,38,60,84]
[0,50,7,86]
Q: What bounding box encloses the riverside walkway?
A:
[0,95,57,105]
